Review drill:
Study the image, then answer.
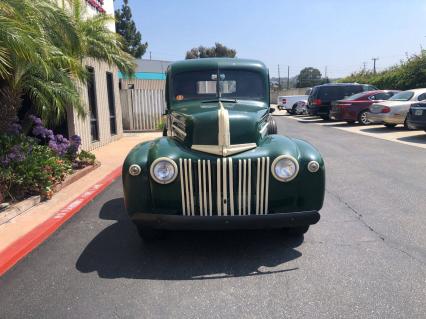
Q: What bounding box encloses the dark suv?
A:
[307,83,377,119]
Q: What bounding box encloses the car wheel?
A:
[136,225,165,241]
[267,118,278,134]
[291,103,298,114]
[284,226,310,236]
[384,123,397,128]
[358,110,370,125]
[404,117,410,130]
[286,109,293,115]
[320,115,329,120]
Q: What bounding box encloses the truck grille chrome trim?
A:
[179,157,270,216]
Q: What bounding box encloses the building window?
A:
[86,66,99,142]
[106,72,117,135]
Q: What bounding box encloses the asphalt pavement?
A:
[0,115,425,319]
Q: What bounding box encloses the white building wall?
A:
[64,0,124,150]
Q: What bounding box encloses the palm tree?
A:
[0,0,135,132]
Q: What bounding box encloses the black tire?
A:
[284,226,310,236]
[404,117,409,130]
[291,103,298,114]
[267,118,278,134]
[287,109,294,115]
[358,110,370,125]
[136,225,165,241]
[384,123,397,128]
[320,115,329,120]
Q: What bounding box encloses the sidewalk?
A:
[0,132,161,271]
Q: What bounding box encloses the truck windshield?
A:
[172,69,266,102]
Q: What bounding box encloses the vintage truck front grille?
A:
[179,157,270,216]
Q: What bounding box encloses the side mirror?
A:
[269,108,276,113]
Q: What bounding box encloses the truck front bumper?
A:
[131,211,320,230]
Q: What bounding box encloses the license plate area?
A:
[415,109,423,116]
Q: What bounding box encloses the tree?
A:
[0,0,135,132]
[296,67,322,88]
[115,0,148,58]
[185,43,237,59]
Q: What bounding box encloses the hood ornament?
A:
[192,101,256,157]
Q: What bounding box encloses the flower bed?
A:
[0,116,97,203]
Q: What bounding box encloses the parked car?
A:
[330,90,400,125]
[307,83,378,120]
[406,102,426,131]
[367,89,426,128]
[277,88,312,114]
[122,58,325,240]
[295,100,308,115]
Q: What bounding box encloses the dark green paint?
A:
[123,58,325,221]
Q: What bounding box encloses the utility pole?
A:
[287,65,290,90]
[363,61,367,72]
[324,66,328,78]
[277,64,281,90]
[149,51,152,60]
[372,57,379,74]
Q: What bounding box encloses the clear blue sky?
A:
[114,0,426,78]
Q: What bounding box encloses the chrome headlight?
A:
[150,157,178,184]
[271,155,299,182]
[128,164,141,176]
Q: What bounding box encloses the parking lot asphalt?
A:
[0,115,425,319]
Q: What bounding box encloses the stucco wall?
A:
[68,58,123,151]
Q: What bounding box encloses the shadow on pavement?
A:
[360,126,406,133]
[76,198,303,280]
[397,134,426,144]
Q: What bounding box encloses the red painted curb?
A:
[0,166,123,277]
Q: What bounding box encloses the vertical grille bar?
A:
[202,160,207,215]
[243,159,247,215]
[208,160,212,216]
[184,159,191,216]
[217,159,222,216]
[248,159,252,215]
[256,158,261,215]
[188,159,194,215]
[260,157,266,215]
[264,157,270,214]
[228,158,234,216]
[222,158,228,216]
[179,159,186,216]
[198,160,203,216]
[238,160,242,216]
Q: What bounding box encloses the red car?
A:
[330,90,400,125]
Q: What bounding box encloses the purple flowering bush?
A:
[0,117,95,202]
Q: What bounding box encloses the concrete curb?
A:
[0,166,122,277]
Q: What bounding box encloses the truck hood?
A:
[170,100,269,156]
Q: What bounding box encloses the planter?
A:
[0,162,100,225]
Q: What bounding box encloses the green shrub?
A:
[77,150,96,166]
[0,134,72,200]
[339,51,426,90]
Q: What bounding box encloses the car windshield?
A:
[344,92,368,100]
[172,69,266,102]
[389,91,414,101]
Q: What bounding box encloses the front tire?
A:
[358,110,370,125]
[320,115,330,120]
[136,225,165,241]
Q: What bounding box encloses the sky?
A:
[114,0,426,78]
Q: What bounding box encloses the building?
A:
[119,59,172,131]
[65,0,123,151]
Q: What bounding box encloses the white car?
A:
[367,88,426,128]
[277,88,312,114]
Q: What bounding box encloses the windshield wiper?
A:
[201,98,238,104]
